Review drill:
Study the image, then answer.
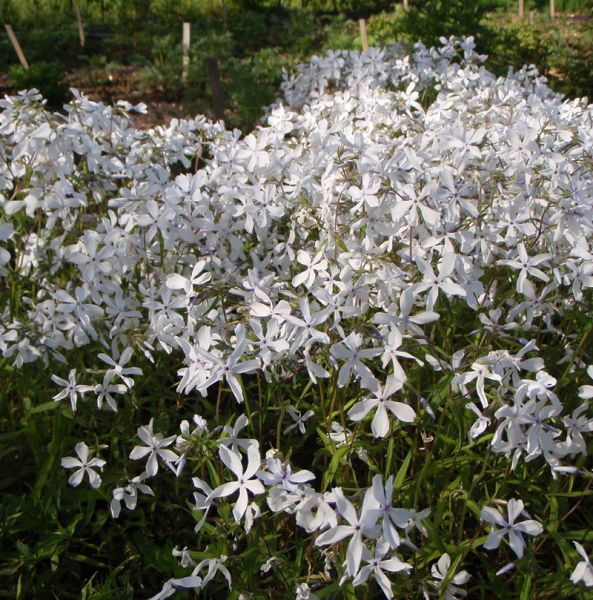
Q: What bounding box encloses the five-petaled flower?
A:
[480,498,543,558]
[352,539,412,599]
[315,486,380,577]
[52,369,94,411]
[570,542,593,587]
[206,444,265,523]
[61,441,106,488]
[129,418,179,477]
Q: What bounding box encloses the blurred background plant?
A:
[8,60,70,106]
[0,0,591,129]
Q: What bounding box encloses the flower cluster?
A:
[1,36,592,597]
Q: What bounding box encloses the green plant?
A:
[322,14,359,51]
[8,61,70,107]
[397,0,490,46]
[226,47,288,130]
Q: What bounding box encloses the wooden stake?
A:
[206,57,224,122]
[75,5,85,47]
[403,0,409,8]
[182,22,191,81]
[4,24,29,69]
[550,0,556,18]
[359,18,368,52]
[518,0,524,18]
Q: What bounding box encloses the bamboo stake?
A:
[550,0,556,18]
[403,0,409,8]
[75,5,85,47]
[518,0,524,19]
[4,24,29,69]
[359,18,368,52]
[182,22,190,81]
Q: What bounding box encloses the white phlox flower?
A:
[430,553,471,600]
[315,486,380,577]
[61,441,106,488]
[110,474,154,518]
[465,401,490,439]
[129,418,179,477]
[351,539,412,599]
[52,369,94,411]
[207,444,265,524]
[480,498,543,558]
[570,542,593,587]
[284,406,315,434]
[257,456,315,491]
[348,376,416,438]
[97,345,143,388]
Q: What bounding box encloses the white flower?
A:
[348,376,416,438]
[292,249,328,289]
[330,332,380,388]
[352,539,412,599]
[257,457,315,491]
[414,253,466,311]
[430,553,471,600]
[260,556,279,573]
[94,375,127,412]
[207,444,265,523]
[367,474,413,549]
[51,369,94,411]
[295,582,318,600]
[172,546,196,568]
[380,327,422,383]
[195,328,260,404]
[465,402,490,439]
[578,365,593,399]
[284,407,315,434]
[61,442,106,488]
[110,474,154,518]
[497,243,552,296]
[97,346,143,388]
[480,498,543,558]
[315,486,380,577]
[129,419,178,477]
[219,413,257,452]
[166,259,211,295]
[193,555,232,590]
[570,542,593,587]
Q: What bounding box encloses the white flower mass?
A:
[2,36,593,597]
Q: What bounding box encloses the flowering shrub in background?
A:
[1,37,593,598]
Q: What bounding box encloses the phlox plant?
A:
[1,36,593,599]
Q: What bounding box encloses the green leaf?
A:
[519,573,532,600]
[322,445,350,491]
[29,401,59,414]
[393,448,412,490]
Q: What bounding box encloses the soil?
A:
[0,59,202,130]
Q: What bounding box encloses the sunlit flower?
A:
[481,498,543,558]
[61,441,106,488]
[570,542,593,587]
[129,419,179,477]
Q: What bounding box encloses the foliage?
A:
[226,48,289,130]
[7,61,70,107]
[479,14,593,100]
[397,0,490,46]
[1,1,592,132]
[361,8,593,102]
